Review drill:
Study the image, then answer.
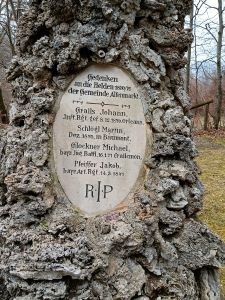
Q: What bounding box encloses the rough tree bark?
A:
[0,1,224,299]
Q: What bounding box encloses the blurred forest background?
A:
[0,0,30,123]
[186,0,225,131]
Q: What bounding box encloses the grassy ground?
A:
[195,130,225,294]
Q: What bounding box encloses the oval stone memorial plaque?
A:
[53,64,147,216]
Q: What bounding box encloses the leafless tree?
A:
[201,0,225,129]
[214,0,224,129]
[0,0,30,123]
[186,0,225,130]
[186,0,208,96]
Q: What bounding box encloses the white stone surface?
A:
[53,64,147,216]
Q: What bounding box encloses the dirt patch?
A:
[195,136,225,150]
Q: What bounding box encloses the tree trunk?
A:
[0,87,9,124]
[204,103,210,130]
[214,0,224,129]
[185,2,194,95]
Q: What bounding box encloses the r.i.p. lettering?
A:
[85,181,113,202]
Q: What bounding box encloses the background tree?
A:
[187,0,225,130]
[0,0,30,123]
[214,0,224,129]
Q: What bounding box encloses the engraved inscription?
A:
[53,64,148,216]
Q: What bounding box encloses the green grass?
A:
[196,134,225,294]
